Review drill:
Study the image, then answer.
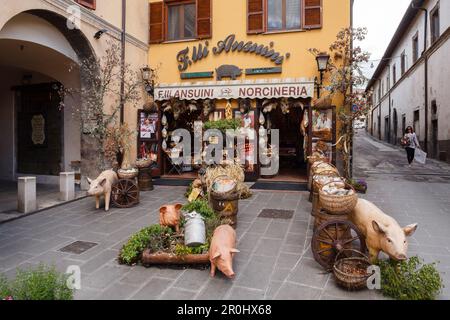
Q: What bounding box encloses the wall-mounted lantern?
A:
[315,52,330,98]
[141,65,155,96]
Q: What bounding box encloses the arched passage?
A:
[0,9,98,183]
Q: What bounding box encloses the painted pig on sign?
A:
[86,170,119,212]
[209,225,240,278]
[159,204,183,233]
[349,199,418,263]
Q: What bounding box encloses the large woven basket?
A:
[136,158,153,168]
[308,161,338,191]
[118,169,138,179]
[319,181,358,215]
[312,171,342,193]
[333,249,371,291]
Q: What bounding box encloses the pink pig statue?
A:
[86,170,118,212]
[349,199,418,263]
[209,225,240,279]
[159,204,183,233]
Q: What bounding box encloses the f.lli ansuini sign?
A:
[176,34,290,72]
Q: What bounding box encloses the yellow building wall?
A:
[148,0,351,91]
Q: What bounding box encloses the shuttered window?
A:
[197,0,212,39]
[247,0,322,34]
[75,0,96,10]
[150,2,164,43]
[247,0,265,34]
[150,0,212,43]
[303,0,322,29]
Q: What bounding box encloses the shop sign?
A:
[245,67,282,75]
[155,81,314,101]
[176,34,290,72]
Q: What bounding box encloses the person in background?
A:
[402,126,421,167]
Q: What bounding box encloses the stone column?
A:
[18,177,37,213]
[60,172,75,201]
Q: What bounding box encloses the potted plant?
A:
[348,179,368,194]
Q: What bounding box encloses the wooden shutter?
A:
[197,0,212,39]
[150,2,164,44]
[303,0,322,29]
[75,0,96,10]
[247,0,264,34]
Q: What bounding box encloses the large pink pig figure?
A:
[86,170,118,212]
[159,204,183,233]
[209,225,240,279]
[349,199,418,263]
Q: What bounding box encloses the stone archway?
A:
[22,9,101,182]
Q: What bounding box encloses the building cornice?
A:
[43,0,148,51]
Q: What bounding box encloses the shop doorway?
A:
[15,83,62,176]
[261,104,306,182]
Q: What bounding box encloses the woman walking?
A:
[402,126,421,167]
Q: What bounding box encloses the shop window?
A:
[430,3,440,44]
[167,2,196,41]
[247,0,322,34]
[149,0,212,44]
[75,0,96,10]
[412,32,419,63]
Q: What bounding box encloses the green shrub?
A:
[0,264,73,300]
[119,225,173,265]
[182,199,215,219]
[174,243,209,256]
[204,119,241,133]
[378,256,444,300]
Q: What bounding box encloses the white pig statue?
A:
[349,199,418,263]
[86,170,119,212]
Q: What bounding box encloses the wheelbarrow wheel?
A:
[311,220,366,271]
[111,179,140,208]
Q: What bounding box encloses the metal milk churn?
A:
[184,211,206,247]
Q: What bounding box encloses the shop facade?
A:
[145,0,352,181]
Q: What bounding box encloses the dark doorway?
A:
[384,117,389,142]
[15,83,62,176]
[393,109,398,145]
[431,119,438,159]
[264,104,306,182]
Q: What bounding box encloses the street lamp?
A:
[315,52,330,98]
[141,65,154,96]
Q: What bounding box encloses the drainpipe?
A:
[120,0,127,124]
[388,65,391,144]
[412,3,428,152]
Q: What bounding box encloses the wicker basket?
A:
[312,171,343,193]
[319,181,358,215]
[333,249,371,291]
[308,161,339,191]
[135,158,153,168]
[118,169,138,179]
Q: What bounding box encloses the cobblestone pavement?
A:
[0,131,449,300]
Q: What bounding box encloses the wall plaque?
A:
[31,114,46,145]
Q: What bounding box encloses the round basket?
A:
[136,158,153,168]
[308,161,338,191]
[319,181,358,215]
[118,169,138,179]
[333,249,371,291]
[312,170,342,193]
